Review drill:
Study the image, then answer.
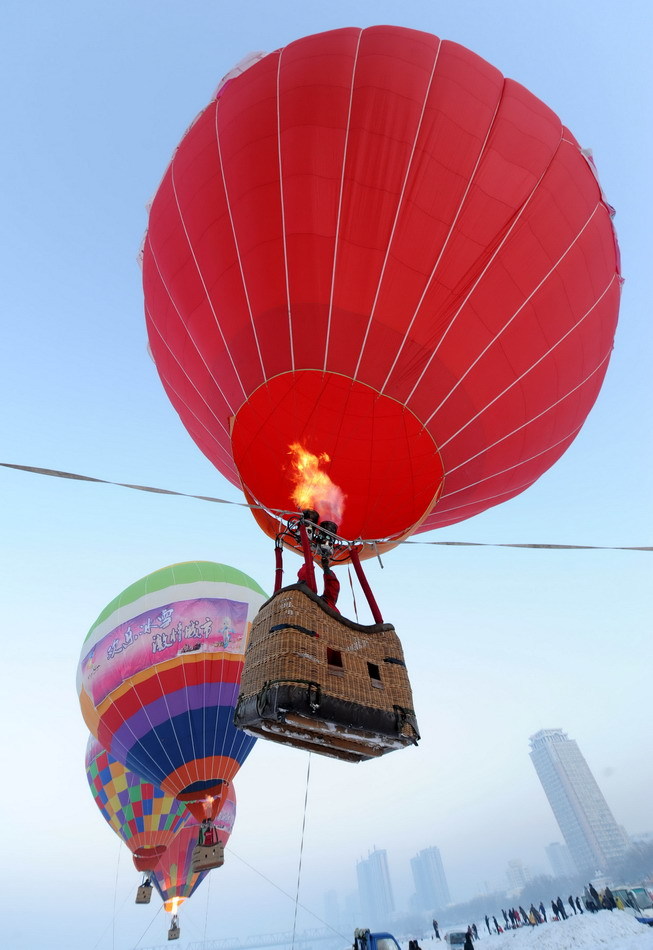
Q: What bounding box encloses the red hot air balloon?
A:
[142,26,621,557]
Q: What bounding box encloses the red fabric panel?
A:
[143,25,621,545]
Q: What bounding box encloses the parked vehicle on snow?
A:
[611,885,653,925]
[353,929,402,950]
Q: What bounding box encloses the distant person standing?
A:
[575,896,584,914]
[432,920,441,940]
[568,894,577,915]
[484,915,491,935]
[556,897,568,920]
[539,901,547,922]
[471,924,478,940]
[464,933,474,950]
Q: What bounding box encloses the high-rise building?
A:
[546,841,575,879]
[356,848,395,928]
[410,846,451,911]
[529,728,630,874]
[506,859,531,892]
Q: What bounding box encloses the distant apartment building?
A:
[410,846,451,911]
[529,728,630,874]
[506,859,532,891]
[356,848,395,928]
[546,841,575,879]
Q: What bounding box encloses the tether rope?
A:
[90,876,133,950]
[203,863,212,944]
[291,753,312,950]
[113,835,121,950]
[2,462,650,551]
[131,901,163,949]
[227,846,348,940]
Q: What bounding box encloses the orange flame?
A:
[288,443,345,525]
[164,895,186,914]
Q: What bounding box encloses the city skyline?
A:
[410,846,451,913]
[357,849,395,929]
[529,728,631,875]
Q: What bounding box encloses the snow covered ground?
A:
[405,912,653,950]
[476,911,653,949]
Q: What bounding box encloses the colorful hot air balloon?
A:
[142,25,621,557]
[77,561,266,823]
[151,784,236,923]
[85,734,187,873]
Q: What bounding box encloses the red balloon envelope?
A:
[142,25,621,554]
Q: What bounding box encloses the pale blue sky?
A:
[1,2,651,948]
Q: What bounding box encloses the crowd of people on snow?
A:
[425,884,627,943]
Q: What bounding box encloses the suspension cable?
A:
[227,847,348,940]
[2,462,650,551]
[291,753,312,950]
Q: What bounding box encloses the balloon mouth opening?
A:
[134,845,166,859]
[133,846,166,872]
[232,370,444,547]
[176,779,226,801]
[177,781,228,821]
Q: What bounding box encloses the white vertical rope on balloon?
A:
[179,631,201,792]
[377,80,509,396]
[443,347,613,481]
[401,127,566,407]
[212,618,230,790]
[439,417,586,503]
[176,563,201,793]
[276,46,296,372]
[323,28,364,372]
[199,565,208,789]
[213,97,267,382]
[149,661,197,797]
[217,651,237,776]
[168,158,248,402]
[215,650,249,795]
[432,426,588,521]
[144,248,239,440]
[426,203,610,434]
[105,678,179,791]
[157,563,198,795]
[352,36,442,382]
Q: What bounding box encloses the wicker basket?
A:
[191,841,225,873]
[234,583,419,762]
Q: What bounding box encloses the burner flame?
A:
[288,443,345,525]
[165,895,185,914]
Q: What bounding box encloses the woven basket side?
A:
[239,589,415,715]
